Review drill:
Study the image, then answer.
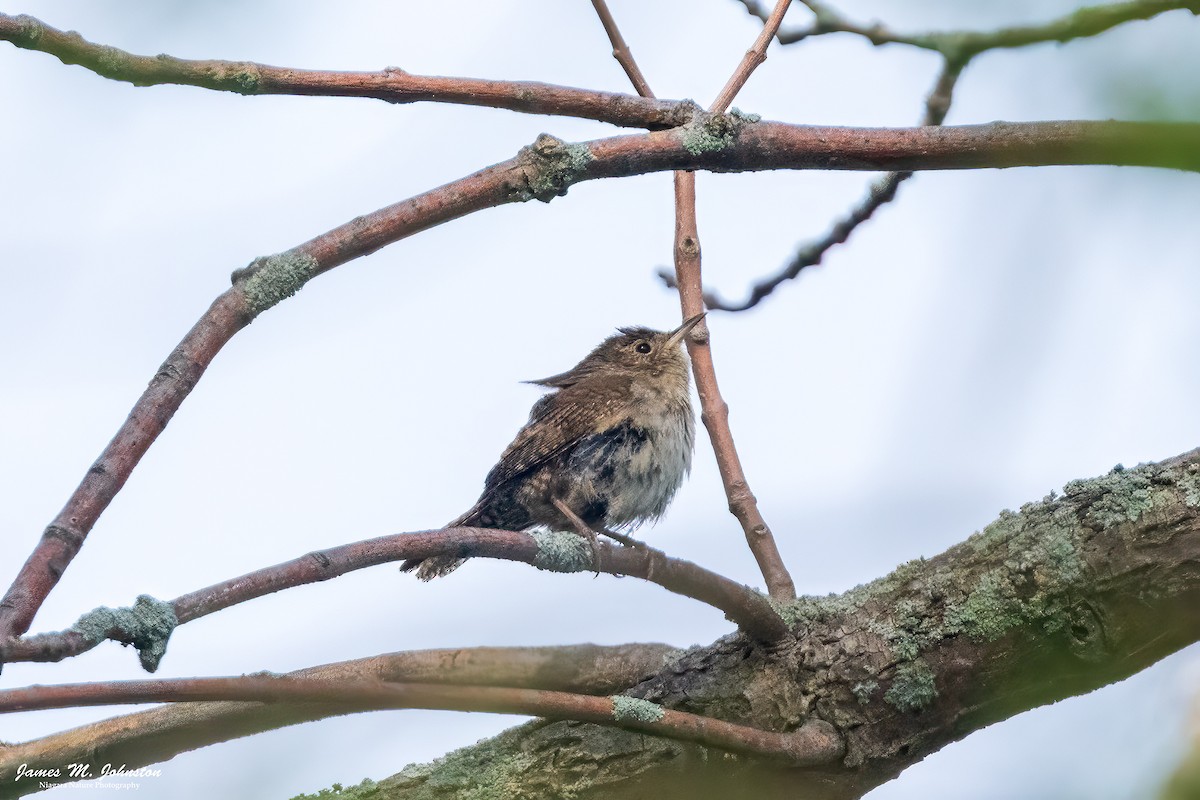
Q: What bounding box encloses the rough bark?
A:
[357,448,1200,800]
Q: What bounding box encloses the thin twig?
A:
[688,57,965,311]
[4,647,675,776]
[0,12,693,130]
[587,0,799,600]
[589,0,655,98]
[735,0,1200,59]
[0,675,844,768]
[672,174,796,599]
[2,120,1196,640]
[678,0,798,599]
[1,643,678,781]
[679,0,1198,311]
[2,526,790,664]
[710,0,793,114]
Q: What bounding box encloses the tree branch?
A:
[589,0,655,99]
[685,57,964,311]
[710,0,793,115]
[0,675,843,786]
[735,0,1200,60]
[588,0,799,598]
[7,646,680,785]
[672,174,797,598]
[354,448,1200,799]
[674,0,805,601]
[2,526,788,665]
[1,116,1195,641]
[0,12,695,130]
[0,643,678,785]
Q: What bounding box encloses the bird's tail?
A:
[399,504,485,581]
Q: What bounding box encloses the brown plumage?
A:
[402,315,703,580]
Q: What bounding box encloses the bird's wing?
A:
[481,378,631,491]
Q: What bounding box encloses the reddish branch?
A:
[1,643,679,784]
[572,120,1200,176]
[710,0,794,115]
[671,173,796,600]
[2,526,789,662]
[589,0,799,599]
[1,119,1196,643]
[737,0,1200,57]
[589,0,655,99]
[0,675,843,768]
[678,0,798,599]
[0,12,692,130]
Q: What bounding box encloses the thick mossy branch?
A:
[374,449,1200,800]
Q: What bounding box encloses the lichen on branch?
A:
[370,449,1200,798]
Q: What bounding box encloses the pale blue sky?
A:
[2,1,1199,797]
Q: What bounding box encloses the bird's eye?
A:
[635,341,652,354]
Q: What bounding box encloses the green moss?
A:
[530,531,593,573]
[13,14,43,46]
[949,501,1086,642]
[678,108,759,156]
[95,44,126,76]
[71,594,178,672]
[944,571,1016,640]
[773,556,940,660]
[414,738,535,800]
[778,480,1094,673]
[237,250,319,317]
[611,696,664,724]
[769,459,1193,716]
[232,67,261,93]
[660,647,687,667]
[517,134,593,203]
[884,659,937,712]
[1063,462,1176,529]
[851,681,878,705]
[772,579,885,629]
[1176,464,1200,508]
[290,779,379,800]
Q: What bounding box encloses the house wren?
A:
[402,314,705,580]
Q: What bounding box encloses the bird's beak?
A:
[666,312,706,348]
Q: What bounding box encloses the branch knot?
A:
[70,595,178,673]
[514,134,593,203]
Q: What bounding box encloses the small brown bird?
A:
[402,314,704,580]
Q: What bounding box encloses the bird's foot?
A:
[582,528,604,577]
[551,496,604,576]
[600,528,646,549]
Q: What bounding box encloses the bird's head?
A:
[527,313,705,389]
